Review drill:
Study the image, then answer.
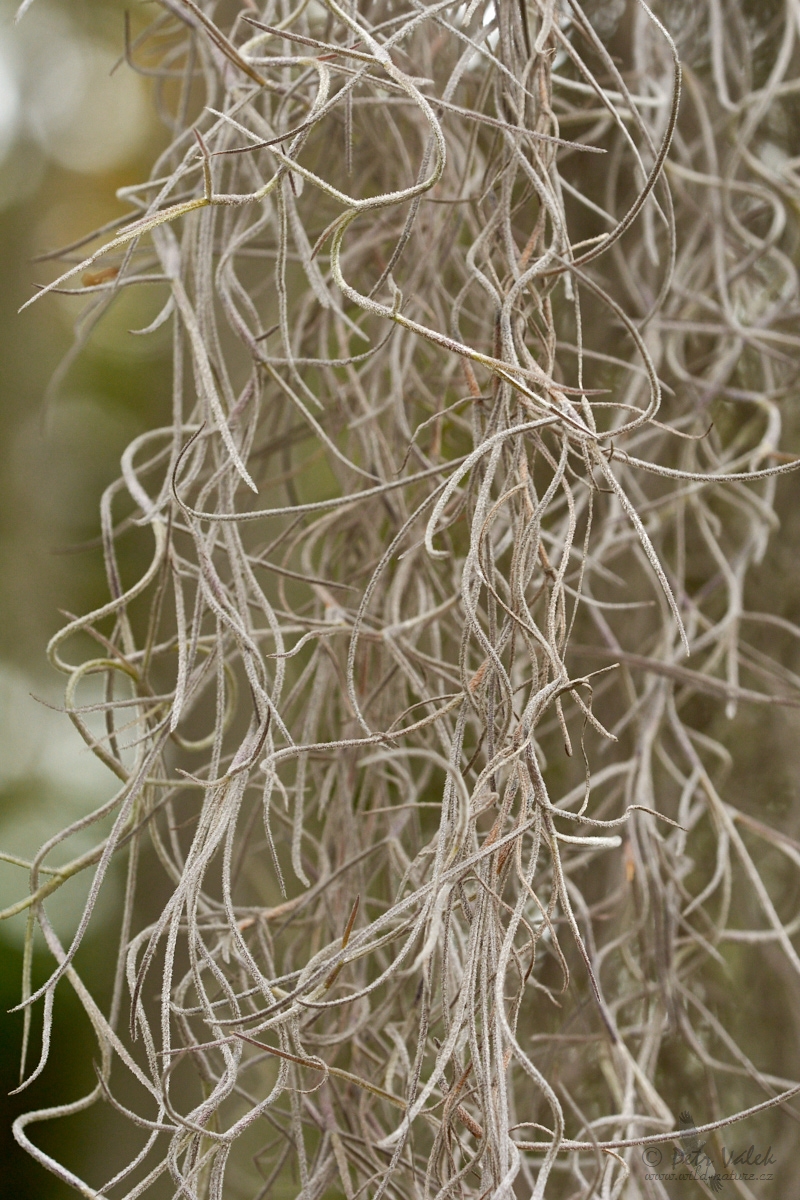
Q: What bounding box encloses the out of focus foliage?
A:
[0,2,168,1193]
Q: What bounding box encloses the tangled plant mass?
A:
[7,0,800,1195]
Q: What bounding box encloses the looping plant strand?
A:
[8,1,800,1197]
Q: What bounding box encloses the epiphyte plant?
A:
[7,0,800,1197]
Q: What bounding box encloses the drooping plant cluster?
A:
[7,0,800,1196]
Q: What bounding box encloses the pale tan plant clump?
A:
[6,0,800,1196]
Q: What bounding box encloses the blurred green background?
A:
[0,0,170,1193]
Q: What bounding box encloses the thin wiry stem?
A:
[7,1,800,1197]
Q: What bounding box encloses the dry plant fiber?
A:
[6,0,800,1197]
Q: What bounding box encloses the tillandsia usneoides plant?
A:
[7,0,800,1196]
